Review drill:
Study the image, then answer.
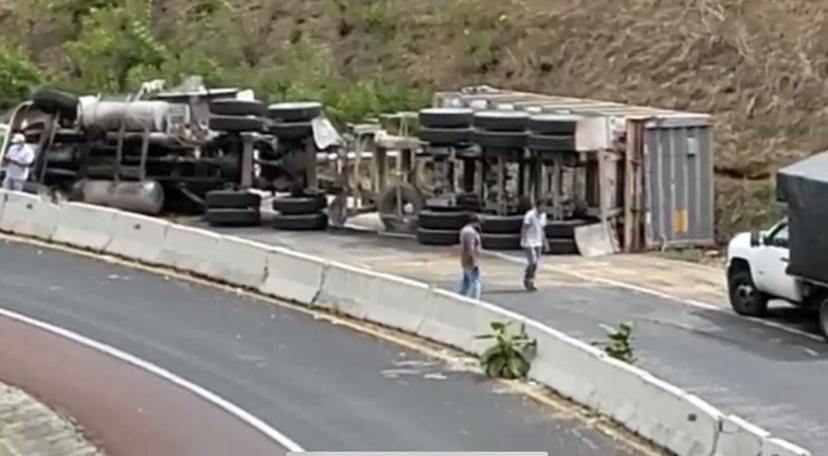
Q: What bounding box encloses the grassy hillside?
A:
[3,0,826,238]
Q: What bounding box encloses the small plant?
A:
[476,321,537,379]
[594,322,636,364]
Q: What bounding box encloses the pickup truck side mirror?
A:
[750,230,761,247]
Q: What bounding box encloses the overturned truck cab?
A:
[726,150,828,340]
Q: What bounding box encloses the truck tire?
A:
[473,129,527,149]
[205,190,261,209]
[378,183,424,231]
[481,233,521,250]
[545,219,588,239]
[480,214,523,234]
[528,114,580,135]
[266,102,323,122]
[272,195,326,215]
[528,134,576,152]
[418,210,469,230]
[209,115,264,133]
[418,108,474,128]
[727,267,769,317]
[273,212,329,231]
[472,111,529,131]
[209,99,266,116]
[269,121,313,140]
[32,88,79,117]
[820,298,828,341]
[204,208,261,227]
[416,228,460,246]
[417,127,473,146]
[546,239,579,255]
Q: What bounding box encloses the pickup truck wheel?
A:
[728,268,769,317]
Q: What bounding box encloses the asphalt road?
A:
[217,226,828,453]
[0,239,639,455]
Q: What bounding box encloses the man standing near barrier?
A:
[2,133,35,191]
[521,198,548,292]
[459,214,482,299]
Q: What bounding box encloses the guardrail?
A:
[0,190,811,456]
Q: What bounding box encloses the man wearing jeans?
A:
[458,214,482,299]
[2,134,35,191]
[521,199,548,291]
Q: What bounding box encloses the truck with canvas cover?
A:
[726,150,828,339]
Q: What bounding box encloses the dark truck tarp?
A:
[777,151,828,285]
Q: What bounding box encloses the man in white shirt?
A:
[520,199,548,291]
[2,134,35,191]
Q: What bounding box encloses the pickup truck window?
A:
[768,223,789,248]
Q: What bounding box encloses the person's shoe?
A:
[523,279,532,291]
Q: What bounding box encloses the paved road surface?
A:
[0,239,640,455]
[216,226,828,453]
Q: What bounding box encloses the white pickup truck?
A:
[727,218,828,339]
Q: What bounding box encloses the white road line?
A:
[0,306,305,452]
[487,251,826,343]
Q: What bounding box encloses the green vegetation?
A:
[0,45,42,110]
[476,321,537,379]
[594,322,636,365]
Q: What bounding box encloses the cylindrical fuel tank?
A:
[75,179,165,215]
[79,97,170,132]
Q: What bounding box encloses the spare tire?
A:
[481,233,521,250]
[473,111,529,131]
[528,134,576,152]
[480,214,523,234]
[416,228,460,246]
[209,99,266,117]
[273,195,327,215]
[547,238,579,255]
[418,108,474,128]
[418,210,470,230]
[205,190,261,209]
[204,207,261,227]
[473,129,527,149]
[267,102,323,122]
[209,115,264,133]
[417,127,473,146]
[269,121,313,140]
[545,219,588,239]
[273,212,329,231]
[528,114,580,135]
[378,183,424,231]
[32,88,79,118]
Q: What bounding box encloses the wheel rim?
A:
[733,281,758,311]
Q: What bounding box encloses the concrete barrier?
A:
[105,212,170,264]
[715,414,768,456]
[158,224,221,276]
[206,237,269,289]
[0,191,60,239]
[315,263,430,333]
[0,190,6,220]
[763,437,812,456]
[51,202,117,251]
[259,247,328,305]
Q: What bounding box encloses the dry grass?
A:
[5,0,827,235]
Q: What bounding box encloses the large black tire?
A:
[269,122,313,140]
[209,115,264,133]
[528,134,576,152]
[418,210,469,230]
[204,208,261,227]
[546,239,579,255]
[819,298,828,341]
[32,88,79,117]
[528,114,580,135]
[727,266,769,317]
[480,214,523,234]
[266,102,323,122]
[417,127,473,146]
[418,108,474,128]
[205,190,261,209]
[473,111,529,131]
[378,183,424,231]
[273,195,327,215]
[545,219,588,239]
[209,99,266,117]
[273,212,329,231]
[481,233,521,250]
[473,129,527,149]
[416,228,460,246]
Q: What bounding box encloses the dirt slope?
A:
[6,0,828,236]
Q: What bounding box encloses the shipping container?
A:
[433,86,715,249]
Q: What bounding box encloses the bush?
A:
[476,321,537,379]
[0,45,43,109]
